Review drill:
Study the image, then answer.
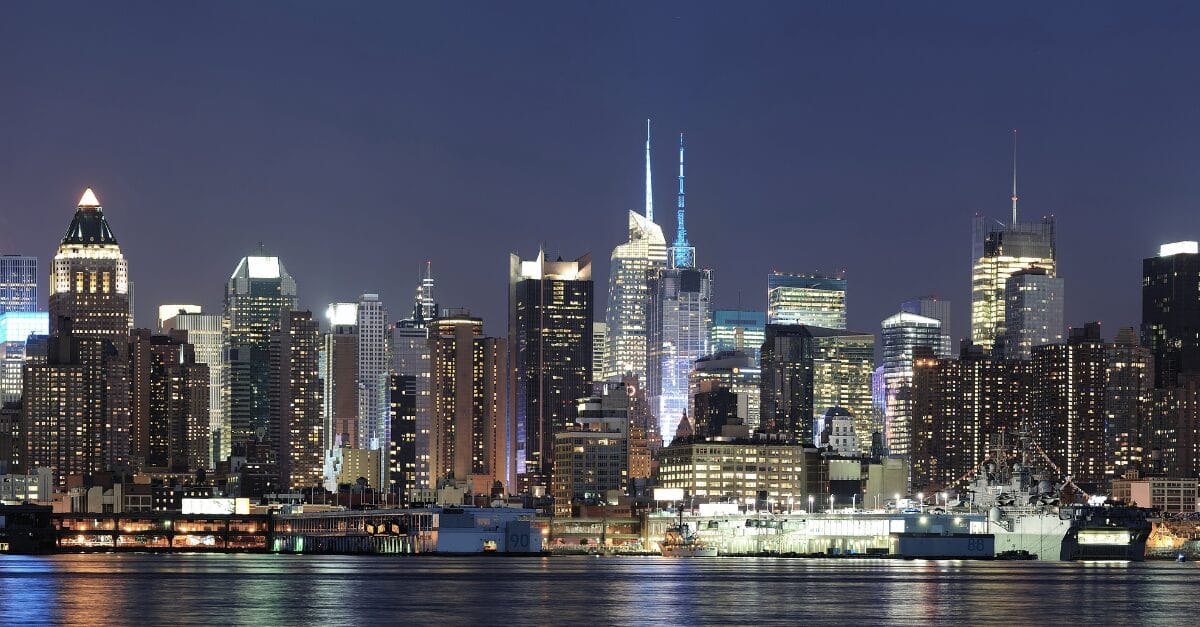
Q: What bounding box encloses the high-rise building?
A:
[759,324,814,442]
[356,294,388,453]
[429,310,507,494]
[0,312,49,405]
[128,329,210,472]
[1106,328,1152,483]
[809,328,877,454]
[392,297,434,489]
[1031,323,1108,492]
[692,379,744,440]
[49,189,132,345]
[322,302,358,449]
[1003,267,1064,360]
[604,211,667,382]
[900,297,952,358]
[509,249,593,493]
[0,255,38,314]
[1142,376,1200,479]
[709,309,766,363]
[38,189,133,475]
[162,309,225,467]
[224,251,297,449]
[767,273,847,329]
[269,310,322,490]
[911,343,1029,491]
[388,374,418,502]
[691,350,760,429]
[647,265,713,443]
[552,383,630,516]
[880,312,943,458]
[970,214,1056,350]
[1142,241,1200,388]
[21,322,121,488]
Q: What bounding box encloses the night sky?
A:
[4,2,1200,340]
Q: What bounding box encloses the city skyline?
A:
[5,4,1200,341]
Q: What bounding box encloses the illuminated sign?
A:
[182,497,251,515]
[1077,530,1130,545]
[654,488,685,501]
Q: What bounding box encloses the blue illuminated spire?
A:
[671,132,695,268]
[645,119,654,223]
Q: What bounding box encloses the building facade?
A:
[647,266,713,443]
[691,350,760,430]
[1030,323,1108,492]
[604,211,667,382]
[767,272,847,329]
[161,309,225,467]
[0,255,38,314]
[0,312,49,405]
[710,309,766,363]
[269,310,323,490]
[1142,241,1200,388]
[880,312,943,458]
[1002,266,1064,360]
[970,215,1056,350]
[356,294,388,452]
[509,250,593,493]
[552,386,630,516]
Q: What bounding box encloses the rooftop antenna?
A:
[1010,128,1018,225]
[645,119,654,222]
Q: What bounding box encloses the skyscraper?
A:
[270,310,322,490]
[224,251,297,449]
[970,139,1057,349]
[880,311,943,458]
[392,295,434,489]
[322,302,358,449]
[1002,267,1064,360]
[767,273,847,329]
[356,294,388,451]
[1031,323,1107,492]
[0,255,38,314]
[388,374,418,502]
[900,297,952,358]
[759,324,813,442]
[709,309,766,362]
[1142,241,1200,388]
[429,310,507,494]
[592,321,608,381]
[162,308,225,467]
[34,189,133,476]
[49,189,132,345]
[670,133,695,270]
[1106,328,1152,483]
[604,212,668,382]
[647,266,713,443]
[509,249,593,493]
[809,327,877,454]
[128,328,210,473]
[691,350,760,429]
[157,304,201,330]
[0,312,48,405]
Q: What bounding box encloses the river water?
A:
[1,554,1195,625]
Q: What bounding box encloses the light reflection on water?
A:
[0,555,1196,625]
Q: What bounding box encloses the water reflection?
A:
[0,555,1196,625]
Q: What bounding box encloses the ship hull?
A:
[661,545,718,557]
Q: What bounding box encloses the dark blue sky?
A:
[3,2,1199,339]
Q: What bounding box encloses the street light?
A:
[807,495,814,513]
[830,494,835,512]
[917,492,924,512]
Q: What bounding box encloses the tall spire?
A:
[418,261,435,320]
[670,132,695,269]
[1010,128,1018,224]
[644,119,654,222]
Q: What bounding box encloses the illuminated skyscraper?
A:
[970,134,1057,349]
[605,212,668,381]
[270,310,323,490]
[162,308,225,467]
[1002,267,1064,360]
[49,189,132,345]
[809,328,877,453]
[767,273,847,329]
[0,312,48,405]
[1106,328,1152,483]
[356,294,389,452]
[392,277,436,489]
[709,309,765,363]
[322,302,358,449]
[880,311,943,458]
[690,350,760,429]
[1030,323,1107,492]
[0,255,38,314]
[157,304,201,330]
[592,321,608,381]
[224,251,298,448]
[429,310,507,494]
[36,189,133,475]
[648,266,713,443]
[900,297,952,358]
[509,249,593,493]
[128,328,210,473]
[1142,241,1200,388]
[759,324,813,442]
